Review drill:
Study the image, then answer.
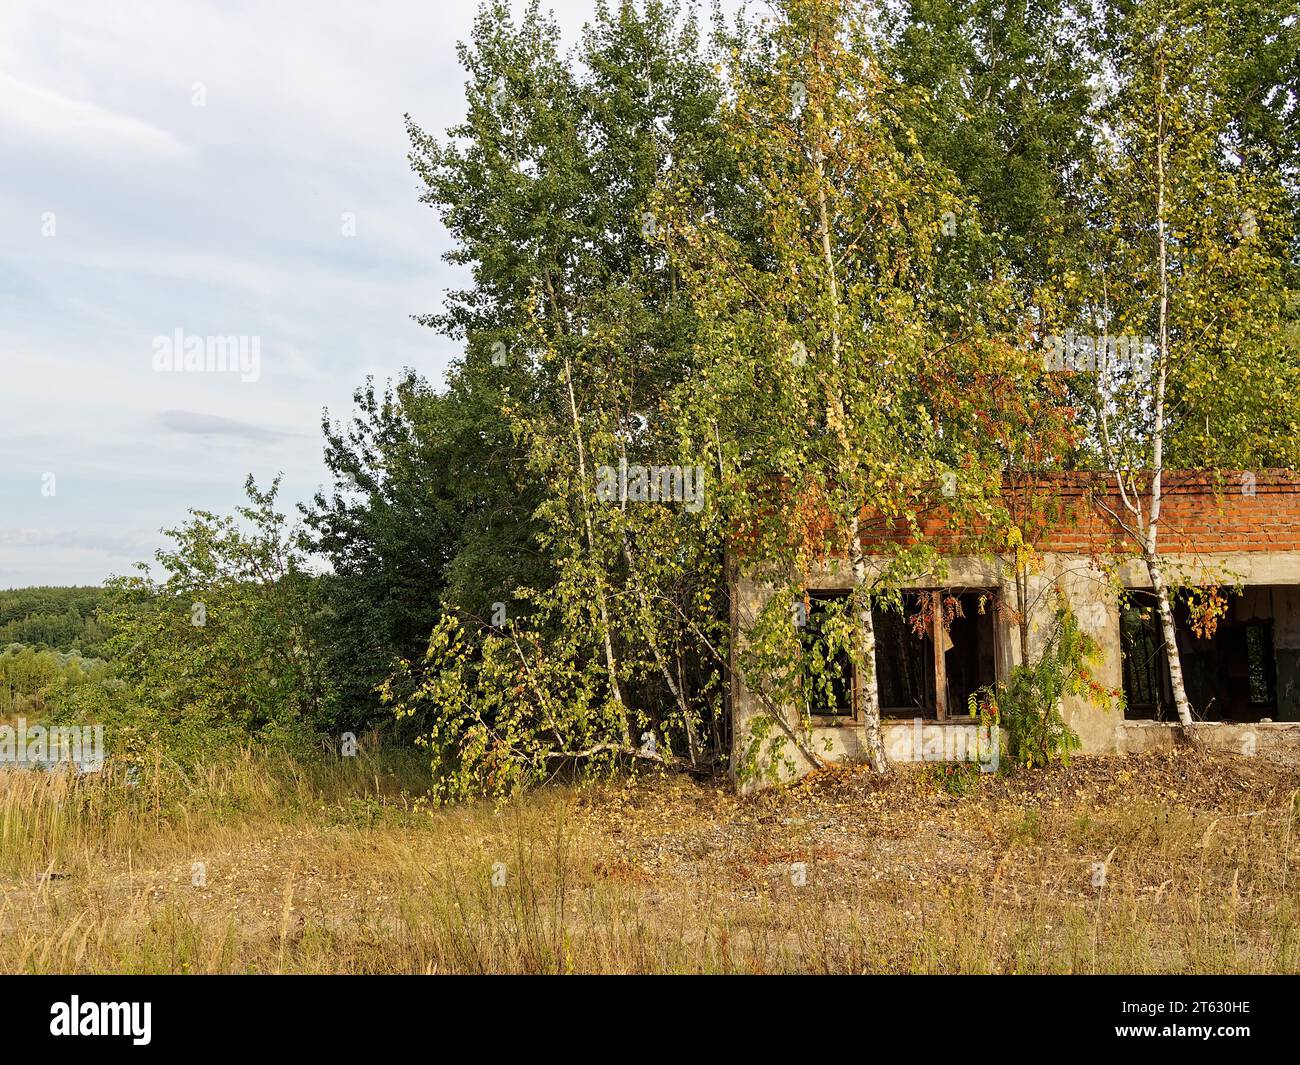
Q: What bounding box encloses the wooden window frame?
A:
[804,587,1000,725]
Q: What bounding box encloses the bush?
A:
[95,477,334,764]
[974,597,1117,769]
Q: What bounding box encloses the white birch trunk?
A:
[1148,53,1194,727]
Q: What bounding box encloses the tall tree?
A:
[885,0,1098,286]
[302,372,545,729]
[1079,0,1299,724]
[670,0,1034,776]
[380,0,737,795]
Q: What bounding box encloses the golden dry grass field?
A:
[2,748,1298,973]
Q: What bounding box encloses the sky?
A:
[0,0,609,589]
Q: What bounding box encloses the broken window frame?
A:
[800,590,857,720]
[801,587,1000,724]
[1120,586,1281,722]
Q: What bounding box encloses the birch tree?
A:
[669,0,1020,775]
[1079,0,1298,725]
[389,0,735,793]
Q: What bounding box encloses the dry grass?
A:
[2,747,1299,973]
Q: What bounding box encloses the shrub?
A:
[974,597,1117,769]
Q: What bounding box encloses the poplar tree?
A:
[885,0,1098,286]
[385,0,735,794]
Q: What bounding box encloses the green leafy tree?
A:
[666,0,1032,775]
[381,0,734,794]
[1075,0,1299,724]
[101,477,331,760]
[303,372,545,729]
[885,0,1099,285]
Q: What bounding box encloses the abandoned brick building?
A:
[728,471,1300,789]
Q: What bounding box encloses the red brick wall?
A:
[853,470,1300,556]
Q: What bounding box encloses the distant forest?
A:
[0,586,105,656]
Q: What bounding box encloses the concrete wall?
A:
[1119,720,1300,756]
[730,549,1300,791]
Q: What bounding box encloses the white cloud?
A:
[0,71,191,161]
